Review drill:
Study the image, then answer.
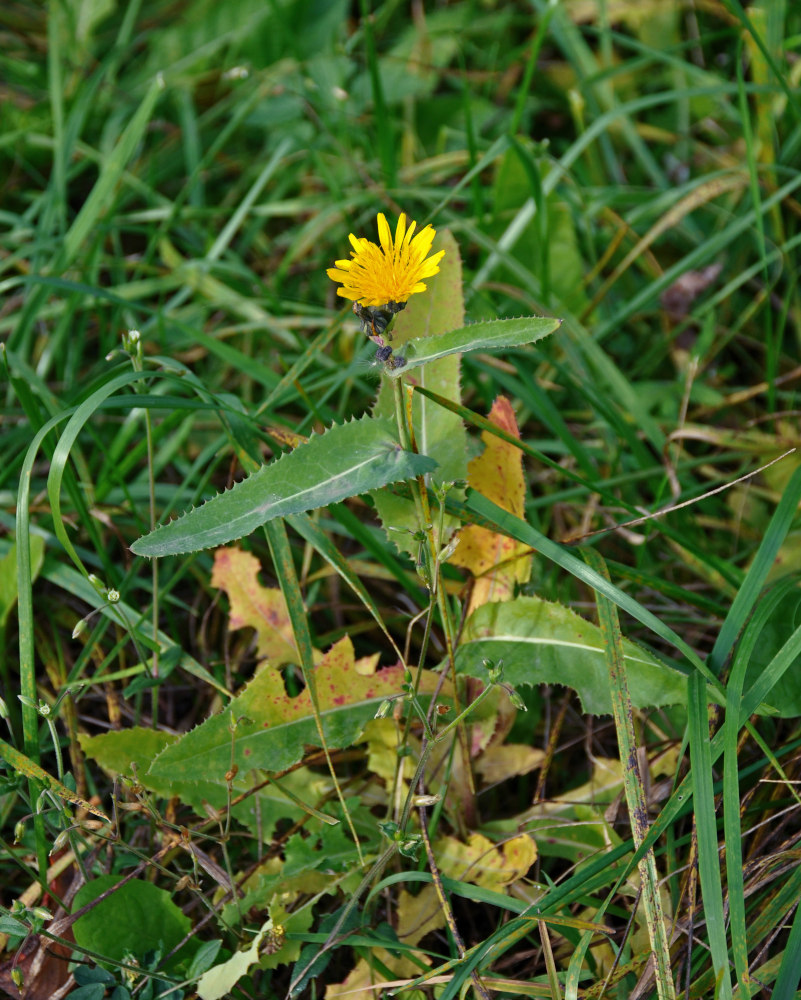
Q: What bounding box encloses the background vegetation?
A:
[3,0,801,997]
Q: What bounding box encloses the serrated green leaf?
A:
[385,316,561,377]
[131,415,436,557]
[455,596,685,715]
[148,637,436,780]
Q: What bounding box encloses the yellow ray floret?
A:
[327,212,445,307]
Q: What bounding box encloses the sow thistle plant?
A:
[61,212,686,998]
[7,207,694,999]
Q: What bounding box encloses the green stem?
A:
[129,338,159,724]
[389,373,478,831]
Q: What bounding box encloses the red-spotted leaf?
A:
[211,547,309,669]
[148,637,438,780]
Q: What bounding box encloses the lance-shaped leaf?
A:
[455,596,686,715]
[385,316,561,377]
[148,637,441,780]
[131,415,436,557]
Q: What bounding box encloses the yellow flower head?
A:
[327,212,445,308]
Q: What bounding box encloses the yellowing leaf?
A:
[325,951,416,999]
[396,884,445,947]
[474,744,545,786]
[198,918,280,1000]
[361,718,410,814]
[434,832,536,890]
[450,397,531,612]
[212,546,314,669]
[501,834,539,881]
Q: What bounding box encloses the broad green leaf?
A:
[72,875,195,973]
[79,728,315,840]
[148,637,439,780]
[384,316,561,377]
[131,415,436,557]
[373,229,467,555]
[455,596,686,715]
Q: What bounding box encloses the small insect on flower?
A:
[327,212,445,309]
[352,300,406,340]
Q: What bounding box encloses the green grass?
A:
[3,1,801,997]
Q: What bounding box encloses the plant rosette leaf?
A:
[131,415,437,557]
[79,728,319,841]
[148,636,442,780]
[72,875,196,973]
[455,595,686,715]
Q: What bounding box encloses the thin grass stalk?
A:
[688,668,732,999]
[15,400,85,889]
[584,548,676,1000]
[127,338,160,721]
[417,797,492,1000]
